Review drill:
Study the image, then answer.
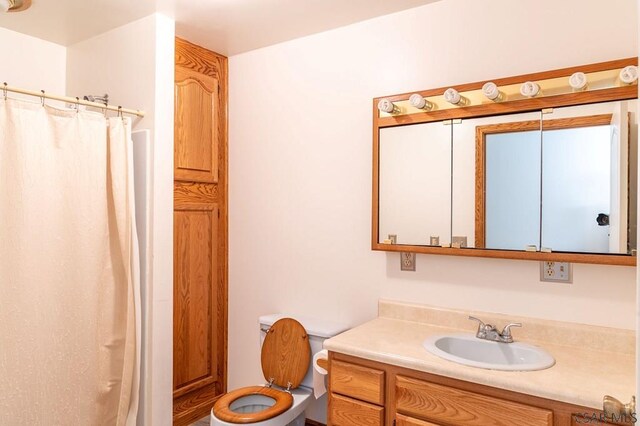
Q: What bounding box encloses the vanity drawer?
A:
[331,360,385,405]
[329,393,384,426]
[395,375,553,426]
[396,413,441,426]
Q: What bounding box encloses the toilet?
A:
[211,314,348,426]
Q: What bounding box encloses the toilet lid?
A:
[261,318,310,389]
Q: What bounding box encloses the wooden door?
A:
[173,37,228,426]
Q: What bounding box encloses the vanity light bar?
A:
[377,64,638,118]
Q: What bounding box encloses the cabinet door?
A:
[396,375,553,426]
[173,202,219,396]
[175,66,219,183]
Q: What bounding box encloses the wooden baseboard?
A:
[305,420,326,426]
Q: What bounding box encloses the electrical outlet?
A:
[400,252,416,271]
[540,261,572,283]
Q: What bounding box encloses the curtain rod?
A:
[2,83,145,117]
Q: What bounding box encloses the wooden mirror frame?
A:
[372,58,638,266]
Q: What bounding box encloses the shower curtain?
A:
[0,99,141,425]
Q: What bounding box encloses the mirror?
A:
[451,110,543,250]
[378,121,451,246]
[540,101,637,254]
[456,100,636,255]
[373,58,638,264]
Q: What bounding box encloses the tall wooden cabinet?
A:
[173,37,228,425]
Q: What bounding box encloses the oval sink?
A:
[423,333,555,371]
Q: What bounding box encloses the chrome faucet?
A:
[469,316,522,343]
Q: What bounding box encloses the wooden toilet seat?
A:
[213,318,311,424]
[213,386,293,423]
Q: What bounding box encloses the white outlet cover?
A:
[539,261,572,283]
[400,252,416,271]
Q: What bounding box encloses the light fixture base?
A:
[6,0,31,12]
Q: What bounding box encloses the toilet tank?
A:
[259,314,349,389]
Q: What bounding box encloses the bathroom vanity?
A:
[324,301,635,426]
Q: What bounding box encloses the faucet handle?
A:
[468,316,487,337]
[468,316,485,327]
[500,322,522,341]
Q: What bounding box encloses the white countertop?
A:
[324,301,635,410]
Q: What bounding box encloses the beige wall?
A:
[66,14,175,426]
[229,1,638,416]
[0,27,66,99]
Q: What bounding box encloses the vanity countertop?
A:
[323,300,635,410]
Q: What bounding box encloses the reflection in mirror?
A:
[541,101,637,254]
[456,101,637,255]
[451,111,543,250]
[483,124,542,250]
[378,122,451,246]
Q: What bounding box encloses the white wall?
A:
[66,14,175,426]
[229,0,638,420]
[0,27,66,99]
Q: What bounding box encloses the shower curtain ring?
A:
[3,82,7,101]
[118,106,123,119]
[75,97,80,113]
[40,90,45,107]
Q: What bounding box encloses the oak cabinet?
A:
[327,353,627,426]
[173,37,228,426]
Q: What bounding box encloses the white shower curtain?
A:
[0,99,141,425]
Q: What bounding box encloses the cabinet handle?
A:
[603,395,635,418]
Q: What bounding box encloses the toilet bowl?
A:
[211,315,348,426]
[210,386,312,426]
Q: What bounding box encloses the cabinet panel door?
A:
[175,66,219,183]
[396,375,552,426]
[329,393,384,426]
[173,202,219,396]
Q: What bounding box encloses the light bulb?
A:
[520,81,540,98]
[619,66,638,84]
[409,94,431,110]
[568,72,587,90]
[377,98,396,114]
[0,0,14,12]
[482,82,500,101]
[444,88,462,105]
